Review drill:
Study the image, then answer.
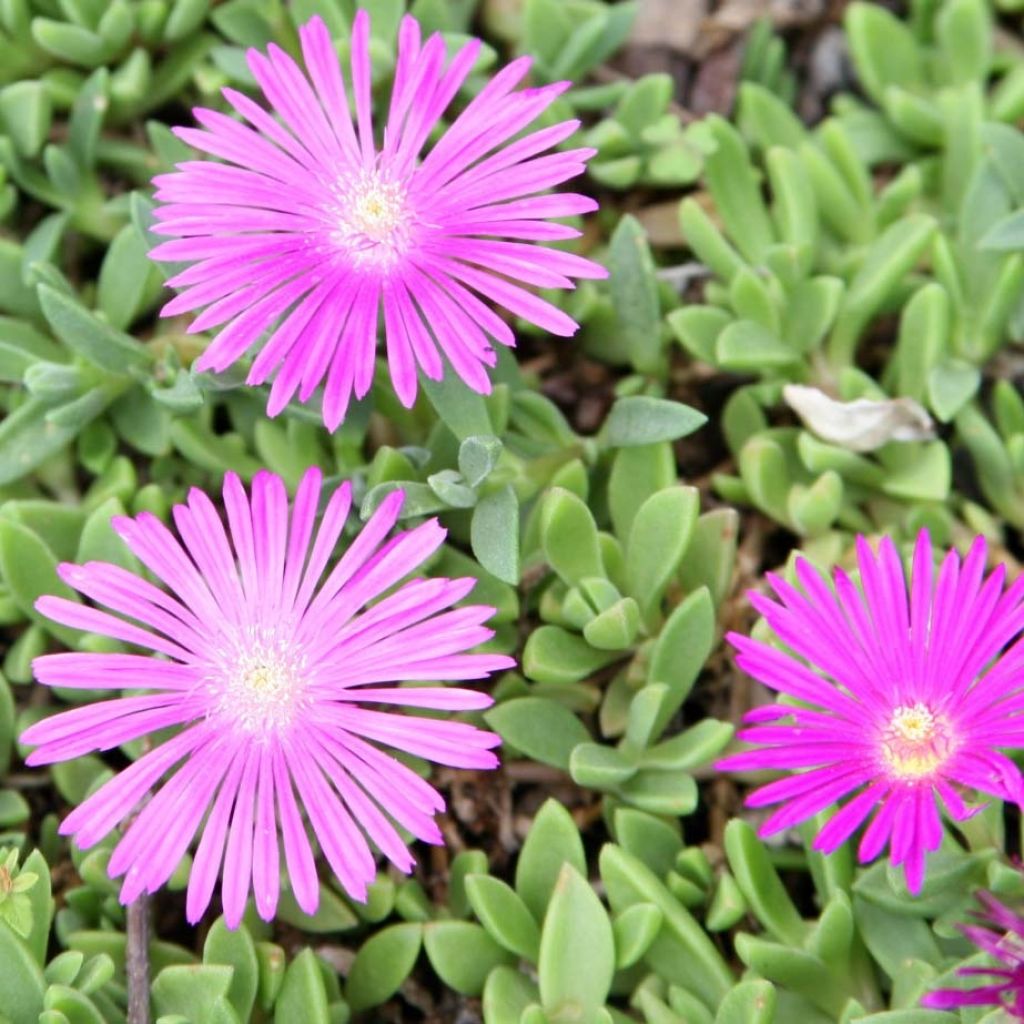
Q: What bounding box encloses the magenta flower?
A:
[149,11,606,429]
[20,469,512,926]
[718,531,1024,893]
[922,891,1024,1017]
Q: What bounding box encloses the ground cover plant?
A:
[4,0,1024,1022]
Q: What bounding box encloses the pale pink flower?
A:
[719,531,1024,893]
[150,11,606,429]
[21,469,511,926]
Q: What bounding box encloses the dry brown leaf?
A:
[783,384,936,453]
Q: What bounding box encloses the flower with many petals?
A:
[21,469,512,926]
[150,11,606,428]
[922,890,1024,1018]
[718,531,1024,892]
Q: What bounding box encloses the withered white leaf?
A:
[783,384,935,453]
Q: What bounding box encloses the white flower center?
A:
[334,171,411,267]
[213,630,307,735]
[880,702,953,781]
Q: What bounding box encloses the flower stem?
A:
[126,893,151,1024]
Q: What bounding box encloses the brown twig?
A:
[126,893,152,1024]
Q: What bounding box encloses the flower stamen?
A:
[214,630,307,734]
[334,171,411,266]
[881,702,954,780]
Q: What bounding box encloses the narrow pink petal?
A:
[223,472,259,608]
[335,687,493,710]
[61,730,202,846]
[286,741,374,901]
[331,705,500,768]
[322,731,444,842]
[812,782,889,853]
[298,16,359,159]
[757,768,869,836]
[35,595,189,661]
[33,652,197,691]
[222,749,259,928]
[300,489,408,624]
[431,257,579,336]
[252,748,280,920]
[186,751,247,924]
[292,479,354,614]
[349,9,374,165]
[909,529,933,689]
[381,280,419,407]
[858,791,901,863]
[279,467,323,612]
[273,749,319,914]
[110,737,225,889]
[310,732,415,871]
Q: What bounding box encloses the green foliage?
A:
[651,2,1024,545]
[0,0,1023,1022]
[584,75,708,190]
[0,846,40,938]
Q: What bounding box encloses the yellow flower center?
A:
[880,702,953,780]
[335,172,411,265]
[215,632,307,735]
[352,183,403,241]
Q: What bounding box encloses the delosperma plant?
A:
[3,1,1024,1022]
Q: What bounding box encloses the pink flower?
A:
[922,890,1024,1017]
[149,11,606,429]
[21,469,512,926]
[718,531,1024,893]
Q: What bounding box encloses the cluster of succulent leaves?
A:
[649,0,1024,554]
[1,0,1024,1023]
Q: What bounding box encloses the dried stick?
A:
[126,892,151,1024]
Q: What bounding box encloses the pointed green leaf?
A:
[485,696,591,771]
[424,921,515,996]
[538,865,615,1022]
[515,800,586,922]
[345,923,422,1012]
[466,875,541,961]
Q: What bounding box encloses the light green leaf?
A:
[274,949,329,1024]
[608,215,661,373]
[603,397,706,448]
[37,285,150,373]
[538,865,615,1022]
[466,875,541,961]
[345,923,422,1012]
[423,921,515,996]
[515,800,587,922]
[471,485,519,585]
[485,696,591,771]
[204,918,258,1022]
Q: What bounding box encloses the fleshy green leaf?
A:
[521,626,619,685]
[724,820,806,947]
[0,919,45,1023]
[274,949,329,1024]
[603,396,706,448]
[423,921,515,996]
[466,875,541,961]
[471,484,519,585]
[541,488,604,586]
[345,923,422,1012]
[713,980,777,1024]
[204,918,258,1022]
[37,285,151,373]
[538,865,615,1022]
[485,696,591,771]
[515,800,587,922]
[608,215,661,373]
